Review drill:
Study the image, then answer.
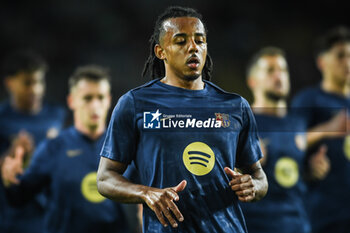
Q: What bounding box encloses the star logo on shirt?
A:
[143,109,162,129]
[151,109,161,122]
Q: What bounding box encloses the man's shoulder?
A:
[116,79,160,103]
[293,86,321,100]
[291,86,321,107]
[0,101,10,116]
[129,79,160,94]
[42,103,67,117]
[42,127,72,147]
[205,80,247,103]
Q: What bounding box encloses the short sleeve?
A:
[235,98,263,168]
[100,92,137,164]
[122,161,141,184]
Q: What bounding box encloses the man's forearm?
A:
[97,169,148,204]
[251,167,268,201]
[240,164,268,201]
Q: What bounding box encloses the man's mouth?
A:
[91,114,100,120]
[186,56,200,69]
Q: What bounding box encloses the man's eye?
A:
[176,40,185,44]
[84,96,92,102]
[23,80,32,87]
[337,52,345,59]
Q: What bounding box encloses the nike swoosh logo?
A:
[67,149,82,157]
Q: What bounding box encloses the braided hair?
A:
[142,6,213,80]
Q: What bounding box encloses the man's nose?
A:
[29,84,43,95]
[188,38,198,53]
[90,98,102,109]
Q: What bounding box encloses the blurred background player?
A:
[1,65,132,233]
[0,50,66,233]
[97,6,267,233]
[291,26,350,233]
[240,47,328,233]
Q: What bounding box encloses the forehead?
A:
[257,55,287,69]
[161,17,205,36]
[328,41,350,53]
[15,70,45,81]
[73,79,110,94]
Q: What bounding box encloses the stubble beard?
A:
[265,91,287,102]
[182,73,201,82]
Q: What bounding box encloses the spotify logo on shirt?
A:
[183,142,215,176]
[274,157,299,188]
[81,172,106,203]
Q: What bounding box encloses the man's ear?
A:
[67,93,74,111]
[4,76,14,92]
[107,94,112,110]
[316,55,325,72]
[154,44,166,61]
[247,76,256,89]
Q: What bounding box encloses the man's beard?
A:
[182,74,201,81]
[265,91,287,102]
[88,123,98,132]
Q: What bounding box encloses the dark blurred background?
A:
[1,0,349,106]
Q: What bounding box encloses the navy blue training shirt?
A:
[241,113,311,233]
[0,101,66,233]
[3,127,130,233]
[291,86,350,232]
[100,79,263,233]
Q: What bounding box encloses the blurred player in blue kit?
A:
[0,50,66,232]
[1,65,131,233]
[240,47,331,233]
[291,26,350,233]
[97,6,268,233]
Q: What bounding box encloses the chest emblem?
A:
[274,157,299,188]
[66,149,82,157]
[215,113,230,128]
[81,172,105,203]
[183,142,215,176]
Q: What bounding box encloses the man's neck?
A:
[74,123,105,141]
[160,76,204,90]
[11,98,41,114]
[252,97,287,117]
[321,78,348,97]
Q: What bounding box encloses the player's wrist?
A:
[138,185,154,204]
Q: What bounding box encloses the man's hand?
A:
[308,145,330,180]
[10,131,34,163]
[142,180,187,228]
[1,131,34,187]
[1,146,26,187]
[225,167,257,202]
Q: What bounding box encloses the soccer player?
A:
[291,26,350,233]
[240,47,318,233]
[1,65,130,233]
[0,50,66,232]
[96,6,268,233]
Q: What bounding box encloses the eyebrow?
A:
[173,33,206,38]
